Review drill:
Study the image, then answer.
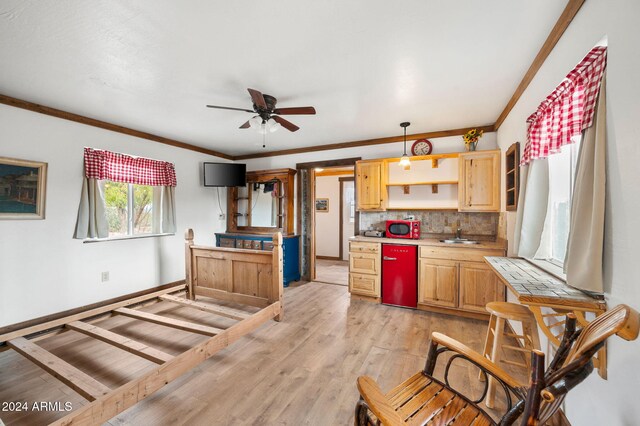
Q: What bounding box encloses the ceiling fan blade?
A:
[272,115,300,132]
[239,120,251,129]
[247,88,267,109]
[206,105,254,113]
[273,106,316,115]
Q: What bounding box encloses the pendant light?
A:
[399,122,411,170]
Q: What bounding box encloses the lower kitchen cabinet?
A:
[348,241,381,299]
[349,253,381,275]
[418,248,505,319]
[349,273,380,298]
[459,262,505,313]
[418,259,458,308]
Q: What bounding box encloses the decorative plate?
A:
[411,139,433,156]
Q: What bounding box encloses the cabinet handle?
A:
[383,256,397,261]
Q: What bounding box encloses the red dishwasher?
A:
[382,244,418,308]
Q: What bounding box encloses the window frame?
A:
[83,181,173,243]
[527,135,582,281]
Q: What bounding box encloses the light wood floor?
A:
[315,258,349,286]
[0,282,524,425]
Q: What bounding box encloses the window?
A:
[104,182,154,237]
[533,135,581,268]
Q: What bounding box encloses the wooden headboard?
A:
[184,229,284,320]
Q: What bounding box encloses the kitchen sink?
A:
[439,238,479,245]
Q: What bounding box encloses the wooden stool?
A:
[479,301,541,408]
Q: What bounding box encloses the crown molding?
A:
[0,94,233,160]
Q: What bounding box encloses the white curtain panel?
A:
[153,186,177,234]
[515,159,550,258]
[73,178,108,239]
[564,77,607,293]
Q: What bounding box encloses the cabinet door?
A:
[458,150,500,212]
[418,259,458,308]
[349,273,381,297]
[349,253,380,275]
[356,161,385,211]
[459,261,505,312]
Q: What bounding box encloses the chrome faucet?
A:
[456,228,462,239]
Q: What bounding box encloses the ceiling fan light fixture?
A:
[267,118,281,133]
[249,115,263,129]
[399,121,411,170]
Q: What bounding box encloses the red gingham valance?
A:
[83,148,177,187]
[521,46,607,165]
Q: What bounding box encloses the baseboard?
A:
[316,255,342,261]
[0,280,185,336]
[417,303,491,321]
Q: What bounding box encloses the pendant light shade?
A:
[399,122,411,170]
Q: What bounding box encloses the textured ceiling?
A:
[0,0,567,156]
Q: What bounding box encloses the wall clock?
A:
[411,139,433,156]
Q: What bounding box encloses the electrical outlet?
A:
[101,271,109,282]
[219,213,225,220]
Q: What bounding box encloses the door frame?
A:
[296,157,360,281]
[339,176,358,261]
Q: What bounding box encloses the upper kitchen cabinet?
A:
[355,160,386,211]
[458,150,501,212]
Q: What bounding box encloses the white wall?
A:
[0,104,227,326]
[496,1,640,423]
[315,175,341,258]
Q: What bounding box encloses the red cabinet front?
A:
[382,244,417,308]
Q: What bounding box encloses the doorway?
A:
[314,167,354,285]
[295,157,360,283]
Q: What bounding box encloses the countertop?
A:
[484,256,606,311]
[349,235,507,251]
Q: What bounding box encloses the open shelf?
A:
[505,142,520,212]
[386,180,458,186]
[386,207,458,211]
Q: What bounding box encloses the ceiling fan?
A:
[206,88,316,132]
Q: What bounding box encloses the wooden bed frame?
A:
[0,229,284,425]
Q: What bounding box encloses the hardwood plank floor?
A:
[0,282,525,425]
[315,259,349,286]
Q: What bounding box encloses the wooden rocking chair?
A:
[355,304,639,425]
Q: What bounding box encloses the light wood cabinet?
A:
[349,253,380,275]
[418,245,505,319]
[349,273,380,296]
[355,160,386,211]
[459,262,505,313]
[458,150,501,212]
[418,258,458,308]
[348,241,381,298]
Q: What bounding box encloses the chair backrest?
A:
[564,304,639,365]
[523,304,639,425]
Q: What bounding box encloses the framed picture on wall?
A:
[0,156,48,220]
[315,198,329,213]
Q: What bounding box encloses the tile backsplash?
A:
[360,210,499,237]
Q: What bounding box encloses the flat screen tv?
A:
[203,162,247,187]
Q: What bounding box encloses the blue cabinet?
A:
[214,233,301,287]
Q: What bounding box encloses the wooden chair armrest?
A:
[356,376,406,425]
[431,332,523,390]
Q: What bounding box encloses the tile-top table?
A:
[484,257,606,311]
[484,256,608,378]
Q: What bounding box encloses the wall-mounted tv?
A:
[203,162,247,187]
